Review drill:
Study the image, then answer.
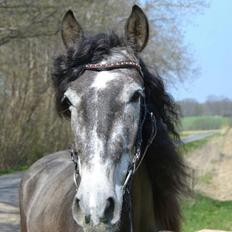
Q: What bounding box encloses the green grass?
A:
[180,135,215,154]
[182,194,232,232]
[181,116,232,131]
[199,173,213,185]
[183,137,211,153]
[0,165,28,175]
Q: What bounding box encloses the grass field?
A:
[0,165,28,175]
[180,136,214,154]
[181,127,232,231]
[182,194,232,232]
[181,116,232,131]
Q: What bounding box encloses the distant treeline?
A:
[181,116,232,131]
[177,98,232,117]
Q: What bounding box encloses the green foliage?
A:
[181,116,232,131]
[182,194,232,232]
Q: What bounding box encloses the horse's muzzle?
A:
[72,191,117,226]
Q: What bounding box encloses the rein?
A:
[68,60,157,231]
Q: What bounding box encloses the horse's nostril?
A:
[107,197,115,209]
[102,197,115,223]
[75,198,80,207]
[74,197,82,215]
[85,215,91,224]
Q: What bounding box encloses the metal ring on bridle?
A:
[69,145,79,189]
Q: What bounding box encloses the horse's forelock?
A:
[52,32,125,117]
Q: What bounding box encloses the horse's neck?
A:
[132,162,156,232]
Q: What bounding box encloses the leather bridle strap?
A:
[122,96,157,232]
[84,61,144,78]
[122,94,157,190]
[85,61,141,71]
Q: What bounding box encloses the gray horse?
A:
[20,5,188,232]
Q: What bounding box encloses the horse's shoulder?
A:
[29,149,69,169]
[21,150,72,189]
[20,151,78,231]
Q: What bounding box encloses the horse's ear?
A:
[125,5,149,52]
[61,10,83,49]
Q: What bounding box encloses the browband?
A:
[84,61,141,72]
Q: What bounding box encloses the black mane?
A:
[52,31,188,232]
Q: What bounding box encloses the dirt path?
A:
[0,172,23,232]
[182,130,216,144]
[186,128,232,201]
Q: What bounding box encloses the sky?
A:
[171,0,232,102]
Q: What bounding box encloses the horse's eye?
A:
[61,96,73,107]
[129,90,142,103]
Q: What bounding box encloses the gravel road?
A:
[0,172,23,232]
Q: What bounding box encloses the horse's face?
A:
[65,58,143,229]
[61,5,149,231]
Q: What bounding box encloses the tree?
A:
[178,97,232,117]
[0,0,208,168]
[140,0,208,80]
[0,0,208,79]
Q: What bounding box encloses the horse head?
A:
[54,5,149,231]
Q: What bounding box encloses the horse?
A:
[19,5,188,232]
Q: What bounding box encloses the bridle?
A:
[69,60,157,231]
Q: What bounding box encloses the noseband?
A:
[69,60,157,231]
